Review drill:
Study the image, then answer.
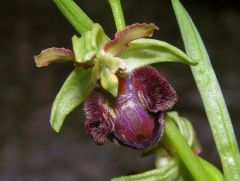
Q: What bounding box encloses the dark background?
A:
[0,0,239,180]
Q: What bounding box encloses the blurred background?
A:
[0,0,239,180]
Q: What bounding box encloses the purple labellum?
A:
[83,66,177,149]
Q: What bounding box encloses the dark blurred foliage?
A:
[0,0,239,180]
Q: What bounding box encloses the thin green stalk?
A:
[108,0,126,31]
[171,0,240,180]
[199,157,224,181]
[164,117,209,181]
[53,0,94,35]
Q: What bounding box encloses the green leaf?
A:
[50,67,95,132]
[172,0,240,180]
[34,47,74,67]
[104,23,158,56]
[72,23,109,63]
[101,66,119,97]
[118,38,197,72]
[111,158,179,181]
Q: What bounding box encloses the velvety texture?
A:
[131,66,178,112]
[83,66,177,149]
[84,92,112,145]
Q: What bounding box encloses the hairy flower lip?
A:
[84,66,177,150]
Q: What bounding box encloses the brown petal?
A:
[34,47,74,67]
[103,23,159,56]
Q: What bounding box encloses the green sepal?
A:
[50,67,96,132]
[118,38,197,72]
[72,23,108,64]
[101,66,119,97]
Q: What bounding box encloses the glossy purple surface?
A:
[112,73,163,149]
[84,66,177,149]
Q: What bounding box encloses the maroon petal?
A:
[131,66,177,112]
[83,92,113,145]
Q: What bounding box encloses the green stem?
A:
[199,157,224,181]
[171,0,240,180]
[108,0,126,31]
[177,158,224,181]
[53,0,94,35]
[164,116,209,181]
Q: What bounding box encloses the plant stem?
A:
[108,0,126,31]
[171,0,240,180]
[53,0,94,35]
[164,116,209,181]
[198,157,224,181]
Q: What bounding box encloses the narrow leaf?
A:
[172,0,240,180]
[104,23,158,56]
[34,48,74,67]
[101,67,119,97]
[111,159,179,181]
[118,38,196,72]
[50,67,95,132]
